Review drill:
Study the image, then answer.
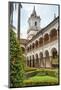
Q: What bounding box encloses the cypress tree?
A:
[9,28,25,88]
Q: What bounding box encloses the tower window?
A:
[35,21,37,26]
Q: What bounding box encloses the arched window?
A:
[35,21,37,26]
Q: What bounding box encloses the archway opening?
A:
[40,52,43,59]
[32,43,35,49]
[45,50,49,58]
[44,33,49,44]
[21,47,25,53]
[51,48,57,58]
[50,29,57,41]
[35,40,38,48]
[51,48,58,67]
[39,52,44,67]
[39,37,43,47]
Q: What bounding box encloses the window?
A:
[35,21,37,26]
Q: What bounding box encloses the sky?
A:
[13,3,59,39]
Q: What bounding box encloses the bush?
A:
[25,68,58,78]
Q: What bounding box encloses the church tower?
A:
[27,6,41,40]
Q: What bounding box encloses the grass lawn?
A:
[23,75,58,86]
[28,76,58,82]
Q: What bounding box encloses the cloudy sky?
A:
[13,3,59,39]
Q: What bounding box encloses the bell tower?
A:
[27,6,41,40]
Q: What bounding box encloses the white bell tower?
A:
[27,6,41,40]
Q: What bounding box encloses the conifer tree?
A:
[9,29,25,88]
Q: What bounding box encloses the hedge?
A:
[24,67,37,72]
[25,68,58,79]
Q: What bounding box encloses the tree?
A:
[9,2,16,25]
[9,28,25,88]
[17,3,22,41]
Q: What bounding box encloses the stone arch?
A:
[39,52,44,67]
[50,28,57,41]
[27,47,29,52]
[51,48,57,58]
[51,47,58,67]
[21,46,25,53]
[45,50,51,67]
[45,50,49,58]
[36,53,38,59]
[39,52,43,59]
[44,33,49,44]
[39,37,43,47]
[32,43,35,49]
[35,40,38,48]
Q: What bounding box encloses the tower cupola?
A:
[27,6,41,40]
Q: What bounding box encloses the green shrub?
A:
[25,70,38,78]
[36,68,58,77]
[25,67,37,72]
[25,68,58,79]
[45,70,58,77]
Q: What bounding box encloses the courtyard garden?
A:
[23,67,59,87]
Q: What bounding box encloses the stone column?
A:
[49,56,52,68]
[43,57,46,68]
[49,34,50,43]
[31,60,33,67]
[57,30,58,39]
[33,59,35,67]
[34,59,36,68]
[38,58,41,68]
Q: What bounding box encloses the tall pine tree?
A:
[9,28,25,88]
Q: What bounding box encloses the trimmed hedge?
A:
[25,68,58,78]
[25,71,38,78]
[25,67,37,72]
